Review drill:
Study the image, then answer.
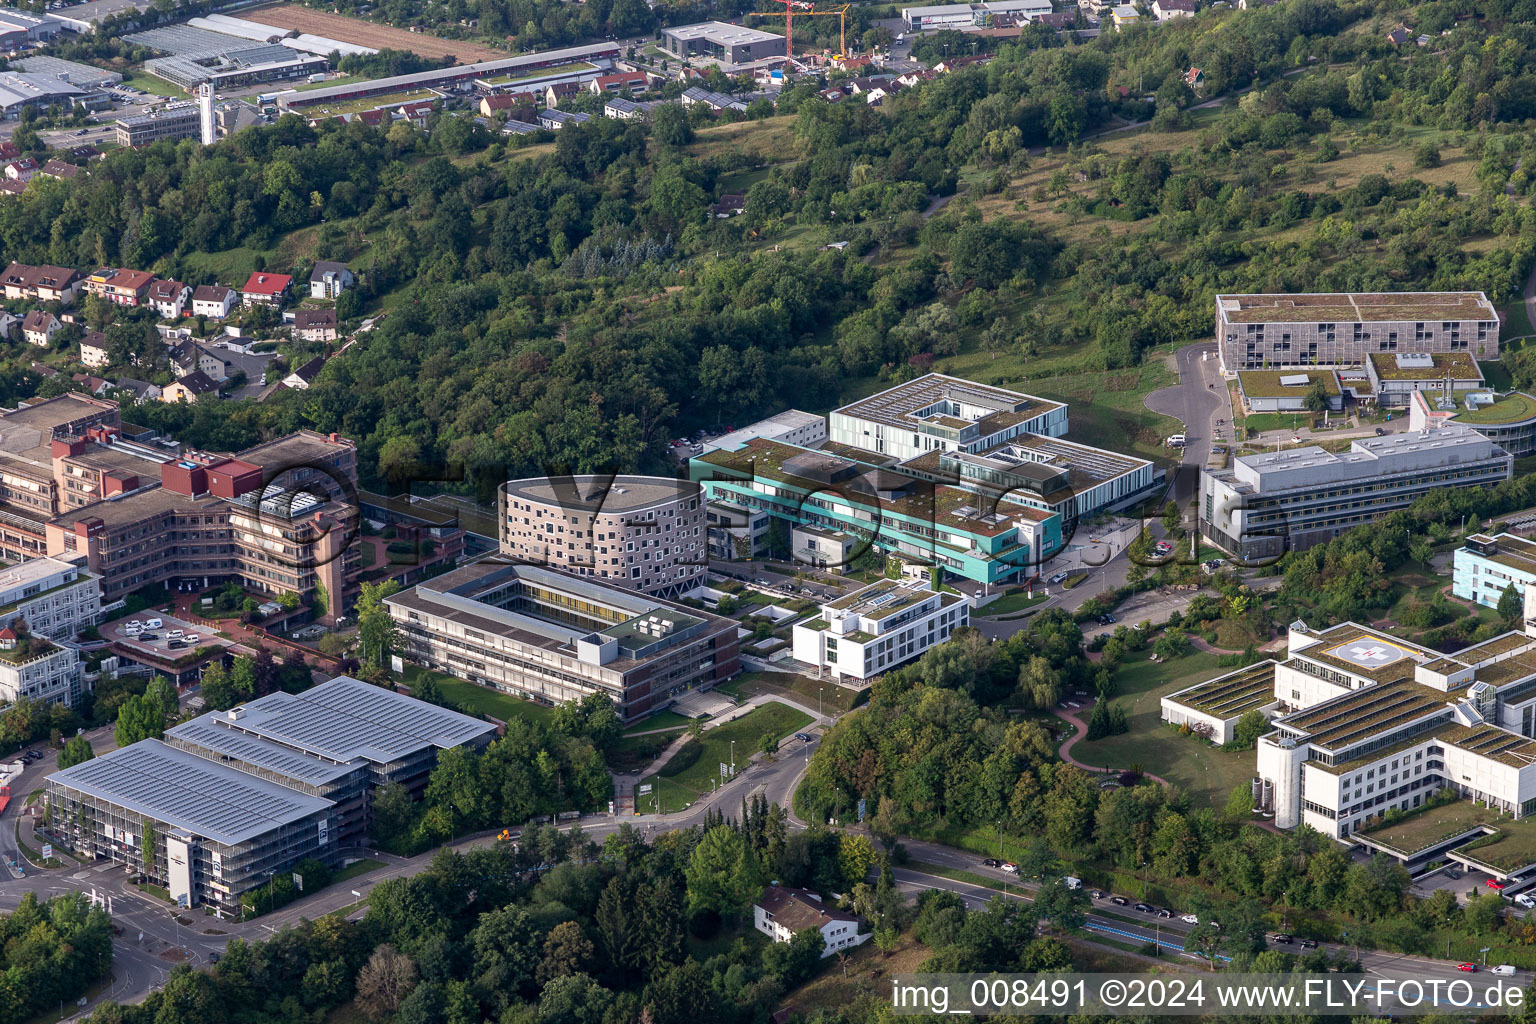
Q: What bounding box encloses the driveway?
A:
[1144,342,1230,507]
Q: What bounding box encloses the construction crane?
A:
[751,0,855,63]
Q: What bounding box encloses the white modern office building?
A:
[0,556,101,639]
[704,410,826,454]
[829,373,1067,462]
[791,579,968,682]
[1454,534,1536,610]
[1200,424,1512,560]
[902,0,1052,30]
[1251,619,1536,852]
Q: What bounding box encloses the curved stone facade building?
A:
[499,474,704,598]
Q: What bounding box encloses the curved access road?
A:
[1144,342,1231,507]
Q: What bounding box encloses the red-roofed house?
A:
[83,267,154,306]
[241,272,292,309]
[146,279,191,319]
[0,627,18,650]
[4,157,38,183]
[398,101,435,128]
[587,71,649,96]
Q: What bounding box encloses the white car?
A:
[1493,965,1517,976]
[184,634,200,643]
[1001,863,1018,874]
[166,629,184,639]
[145,618,163,628]
[1181,914,1199,924]
[1515,894,1535,909]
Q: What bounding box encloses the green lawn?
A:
[1028,360,1183,465]
[294,74,370,92]
[121,72,187,98]
[715,671,859,714]
[1455,815,1536,872]
[1244,412,1318,435]
[1481,360,1516,392]
[329,858,385,886]
[1359,801,1501,857]
[639,701,812,812]
[399,665,558,727]
[1075,650,1250,809]
[978,589,1049,617]
[623,710,695,734]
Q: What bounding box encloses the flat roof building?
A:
[116,104,199,147]
[1201,423,1512,561]
[704,410,826,454]
[1454,534,1536,612]
[386,559,741,722]
[830,373,1066,461]
[902,0,1052,30]
[1365,351,1485,407]
[45,738,336,915]
[499,474,704,598]
[791,579,968,683]
[1215,292,1498,373]
[660,22,785,69]
[1235,370,1343,413]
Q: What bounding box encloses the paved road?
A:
[1144,342,1229,508]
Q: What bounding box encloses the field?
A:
[714,671,860,714]
[639,701,812,812]
[1072,649,1252,809]
[121,72,188,98]
[243,4,506,62]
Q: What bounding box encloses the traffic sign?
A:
[40,843,51,860]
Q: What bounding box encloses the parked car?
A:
[139,633,159,641]
[982,858,1000,868]
[1300,939,1318,949]
[1457,963,1478,973]
[1493,965,1516,976]
[1156,908,1172,918]
[1001,863,1018,875]
[1487,879,1509,890]
[1134,903,1154,914]
[1049,571,1070,584]
[1514,893,1535,908]
[794,733,812,742]
[1271,934,1293,944]
[184,634,200,643]
[1098,614,1116,625]
[145,618,162,628]
[1089,889,1105,899]
[1110,896,1130,906]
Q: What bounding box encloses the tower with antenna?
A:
[197,82,215,146]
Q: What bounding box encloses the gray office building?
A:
[1201,424,1513,560]
[1215,292,1499,373]
[660,22,785,68]
[43,676,496,915]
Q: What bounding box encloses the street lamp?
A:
[730,739,735,774]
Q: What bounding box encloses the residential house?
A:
[83,267,153,307]
[1,263,80,305]
[241,272,291,308]
[68,144,101,161]
[4,157,38,183]
[146,279,190,319]
[293,310,338,342]
[160,370,220,403]
[1151,0,1196,20]
[680,86,748,113]
[1184,67,1205,88]
[752,886,867,957]
[1386,25,1412,45]
[70,374,112,396]
[603,97,657,120]
[398,101,435,128]
[538,109,590,130]
[501,119,541,136]
[21,310,58,347]
[170,341,230,382]
[479,94,532,119]
[308,262,353,300]
[79,330,108,368]
[38,160,79,180]
[543,82,583,108]
[0,178,27,198]
[709,194,746,218]
[190,284,237,319]
[110,378,160,403]
[818,87,846,102]
[0,310,19,342]
[1112,4,1140,28]
[587,71,648,97]
[0,141,20,161]
[282,355,326,390]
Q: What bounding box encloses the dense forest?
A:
[0,893,114,1024]
[0,0,1531,499]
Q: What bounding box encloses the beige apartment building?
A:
[499,474,705,598]
[1215,292,1499,373]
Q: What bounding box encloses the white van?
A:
[1063,876,1082,890]
[145,617,163,628]
[1493,965,1516,976]
[1165,434,1187,448]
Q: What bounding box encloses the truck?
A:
[1063,876,1082,890]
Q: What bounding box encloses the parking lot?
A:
[1413,863,1536,914]
[110,611,222,659]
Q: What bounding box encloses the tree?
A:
[837,833,877,889]
[537,921,596,985]
[57,735,93,769]
[114,690,167,746]
[1499,583,1523,626]
[651,103,693,146]
[1229,709,1268,750]
[356,944,419,1018]
[684,824,761,918]
[357,580,402,670]
[1303,379,1331,414]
